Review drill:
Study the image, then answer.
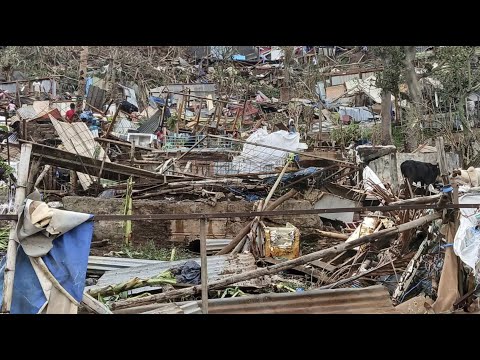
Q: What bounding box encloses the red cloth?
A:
[66,109,75,122]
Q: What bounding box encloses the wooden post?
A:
[195,100,202,129]
[159,93,170,130]
[200,217,208,314]
[240,99,247,132]
[71,170,78,194]
[216,159,292,255]
[130,141,135,166]
[1,143,32,313]
[104,106,120,138]
[232,108,240,131]
[4,109,9,166]
[390,149,399,193]
[435,136,448,183]
[112,212,442,310]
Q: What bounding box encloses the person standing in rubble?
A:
[32,79,41,99]
[65,103,76,123]
[7,100,16,117]
[288,119,296,134]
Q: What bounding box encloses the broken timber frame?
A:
[0,202,476,222]
[111,211,442,310]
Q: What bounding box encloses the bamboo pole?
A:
[315,230,349,240]
[112,211,441,310]
[216,189,298,256]
[1,143,32,313]
[34,165,51,188]
[216,160,291,255]
[389,193,442,206]
[200,218,208,314]
[82,293,113,314]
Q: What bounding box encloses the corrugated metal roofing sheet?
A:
[87,256,165,274]
[17,105,37,120]
[50,116,110,190]
[137,110,161,134]
[91,253,257,291]
[144,285,397,314]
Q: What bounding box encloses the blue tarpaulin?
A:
[0,217,94,314]
[85,77,93,96]
[263,167,321,186]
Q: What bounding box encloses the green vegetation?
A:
[0,226,9,252]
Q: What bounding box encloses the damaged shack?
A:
[0,45,480,314]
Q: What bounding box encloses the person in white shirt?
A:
[32,80,41,99]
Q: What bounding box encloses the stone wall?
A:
[368,152,460,186]
[62,197,322,246]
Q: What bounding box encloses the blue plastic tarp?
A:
[263,167,321,186]
[0,217,94,314]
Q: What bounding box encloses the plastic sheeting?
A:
[263,167,319,186]
[231,129,300,173]
[363,166,387,192]
[453,193,480,277]
[0,217,94,314]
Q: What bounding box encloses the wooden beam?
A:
[25,141,182,182]
[112,212,442,310]
[95,137,152,151]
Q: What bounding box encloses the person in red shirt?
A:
[65,103,76,123]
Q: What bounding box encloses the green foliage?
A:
[330,123,373,145]
[0,158,14,179]
[166,114,178,131]
[0,227,9,252]
[433,46,480,103]
[371,46,406,94]
[258,85,280,99]
[392,126,404,149]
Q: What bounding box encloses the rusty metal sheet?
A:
[264,223,300,260]
[164,285,397,314]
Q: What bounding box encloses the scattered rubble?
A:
[0,45,479,314]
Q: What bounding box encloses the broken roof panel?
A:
[137,110,161,134]
[50,115,110,190]
[91,254,257,291]
[16,105,37,120]
[142,285,397,314]
[344,75,394,104]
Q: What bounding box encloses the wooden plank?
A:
[82,292,113,314]
[96,137,152,151]
[309,259,337,273]
[263,257,330,282]
[27,141,180,181]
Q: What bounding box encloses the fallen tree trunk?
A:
[111,211,441,310]
[216,189,297,255]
